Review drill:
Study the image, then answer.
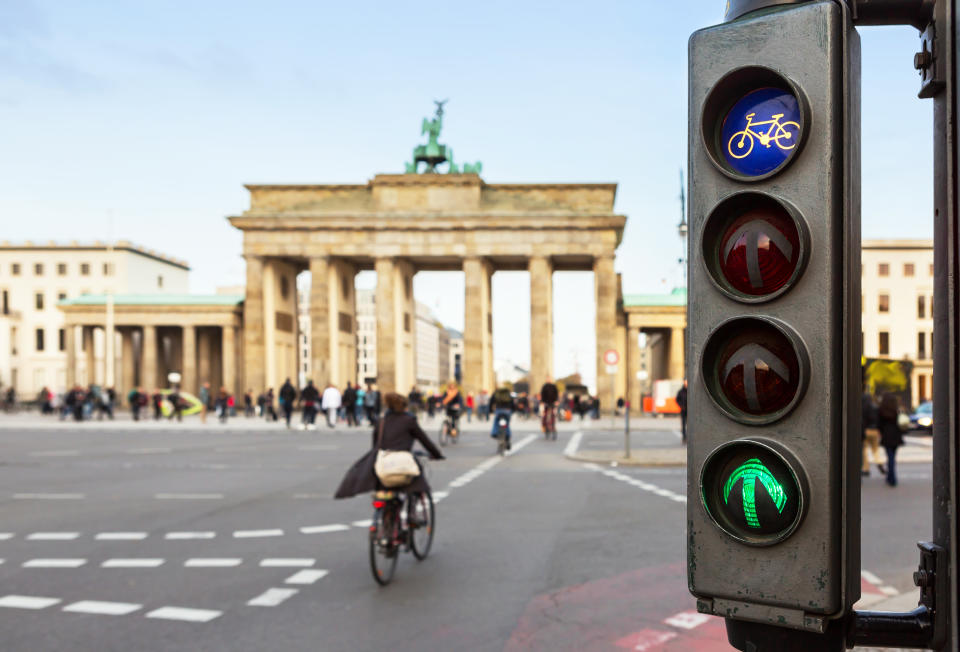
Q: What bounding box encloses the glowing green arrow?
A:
[723,458,788,529]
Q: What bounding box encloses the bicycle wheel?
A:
[773,121,800,151]
[727,130,754,159]
[439,422,448,446]
[497,433,506,456]
[369,506,398,586]
[409,491,435,560]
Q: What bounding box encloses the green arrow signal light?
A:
[722,458,788,529]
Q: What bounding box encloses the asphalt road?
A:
[0,413,933,651]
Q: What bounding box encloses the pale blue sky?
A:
[0,1,931,390]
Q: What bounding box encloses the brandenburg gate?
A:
[230,104,626,406]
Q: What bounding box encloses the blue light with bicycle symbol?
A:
[720,87,802,177]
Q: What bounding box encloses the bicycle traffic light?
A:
[687,0,861,636]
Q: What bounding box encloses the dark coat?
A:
[540,382,559,405]
[878,410,903,448]
[334,411,444,499]
[676,386,688,414]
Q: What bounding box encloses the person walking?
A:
[300,380,320,429]
[342,382,358,426]
[478,389,490,421]
[861,392,884,477]
[265,388,278,421]
[355,385,366,425]
[168,385,183,422]
[877,393,904,487]
[364,383,381,426]
[465,392,475,422]
[152,389,163,420]
[279,378,297,428]
[407,386,421,418]
[321,383,342,428]
[215,387,230,424]
[244,390,254,417]
[128,386,142,421]
[199,382,211,424]
[676,380,689,444]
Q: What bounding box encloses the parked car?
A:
[910,400,933,433]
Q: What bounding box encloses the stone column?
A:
[463,257,494,394]
[65,325,76,389]
[243,256,265,392]
[628,327,642,414]
[669,326,686,381]
[594,254,618,413]
[222,325,236,396]
[375,258,397,394]
[121,328,135,395]
[198,328,211,387]
[396,260,416,393]
[182,325,196,394]
[142,325,157,390]
[529,256,554,393]
[310,257,331,385]
[83,326,96,386]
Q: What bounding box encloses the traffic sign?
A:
[603,349,620,366]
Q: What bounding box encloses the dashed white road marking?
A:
[0,533,14,540]
[23,559,87,568]
[284,569,329,585]
[63,600,141,615]
[95,532,148,541]
[233,529,283,538]
[184,558,242,567]
[102,558,165,568]
[861,570,900,597]
[145,606,222,622]
[585,463,687,503]
[664,610,711,630]
[126,447,172,454]
[27,532,80,541]
[247,588,299,607]
[563,431,584,457]
[14,493,84,500]
[29,450,80,457]
[351,520,372,528]
[155,493,223,500]
[0,595,62,610]
[300,524,349,534]
[165,531,215,540]
[260,559,314,567]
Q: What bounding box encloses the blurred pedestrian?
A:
[128,386,142,421]
[279,378,297,428]
[300,380,320,429]
[465,392,475,422]
[862,392,884,477]
[199,382,211,424]
[322,383,341,428]
[676,380,688,444]
[364,383,381,426]
[215,386,229,424]
[877,393,904,487]
[343,382,358,426]
[244,389,254,417]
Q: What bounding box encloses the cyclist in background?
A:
[441,382,464,437]
[490,384,515,449]
[539,378,559,430]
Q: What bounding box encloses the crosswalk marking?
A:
[664,610,711,630]
[284,569,329,585]
[0,595,62,609]
[247,588,299,607]
[63,600,141,615]
[145,606,222,622]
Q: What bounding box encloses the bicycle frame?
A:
[741,112,785,146]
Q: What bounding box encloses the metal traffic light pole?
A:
[695,0,957,649]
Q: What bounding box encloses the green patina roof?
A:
[623,287,687,308]
[59,294,244,307]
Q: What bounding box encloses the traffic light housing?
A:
[687,0,861,635]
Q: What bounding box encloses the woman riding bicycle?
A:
[334,393,444,500]
[441,382,463,435]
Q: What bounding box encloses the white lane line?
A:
[14,493,84,500]
[861,570,883,585]
[127,448,172,454]
[155,493,223,500]
[284,569,329,585]
[63,600,141,615]
[588,465,687,503]
[0,533,14,540]
[664,610,712,630]
[27,532,80,541]
[233,529,283,538]
[506,433,538,456]
[95,532,148,541]
[23,559,87,568]
[165,531,215,540]
[564,431,584,457]
[102,559,165,568]
[351,520,372,528]
[29,450,80,457]
[260,559,314,567]
[432,490,449,504]
[0,595,62,610]
[184,558,242,567]
[880,585,900,596]
[145,606,222,623]
[300,524,349,534]
[247,588,299,607]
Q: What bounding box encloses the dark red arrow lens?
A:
[718,205,800,297]
[715,322,801,416]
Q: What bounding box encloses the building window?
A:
[10,327,17,355]
[103,262,113,276]
[35,328,44,352]
[59,328,65,352]
[57,263,67,276]
[58,292,66,301]
[157,275,163,288]
[919,374,928,402]
[878,263,889,277]
[878,293,890,313]
[280,276,289,299]
[904,263,915,277]
[918,332,927,359]
[35,292,44,310]
[2,290,8,315]
[11,263,20,276]
[919,295,926,319]
[879,331,890,356]
[34,263,43,276]
[80,263,90,276]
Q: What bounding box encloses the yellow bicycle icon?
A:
[727,112,800,159]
